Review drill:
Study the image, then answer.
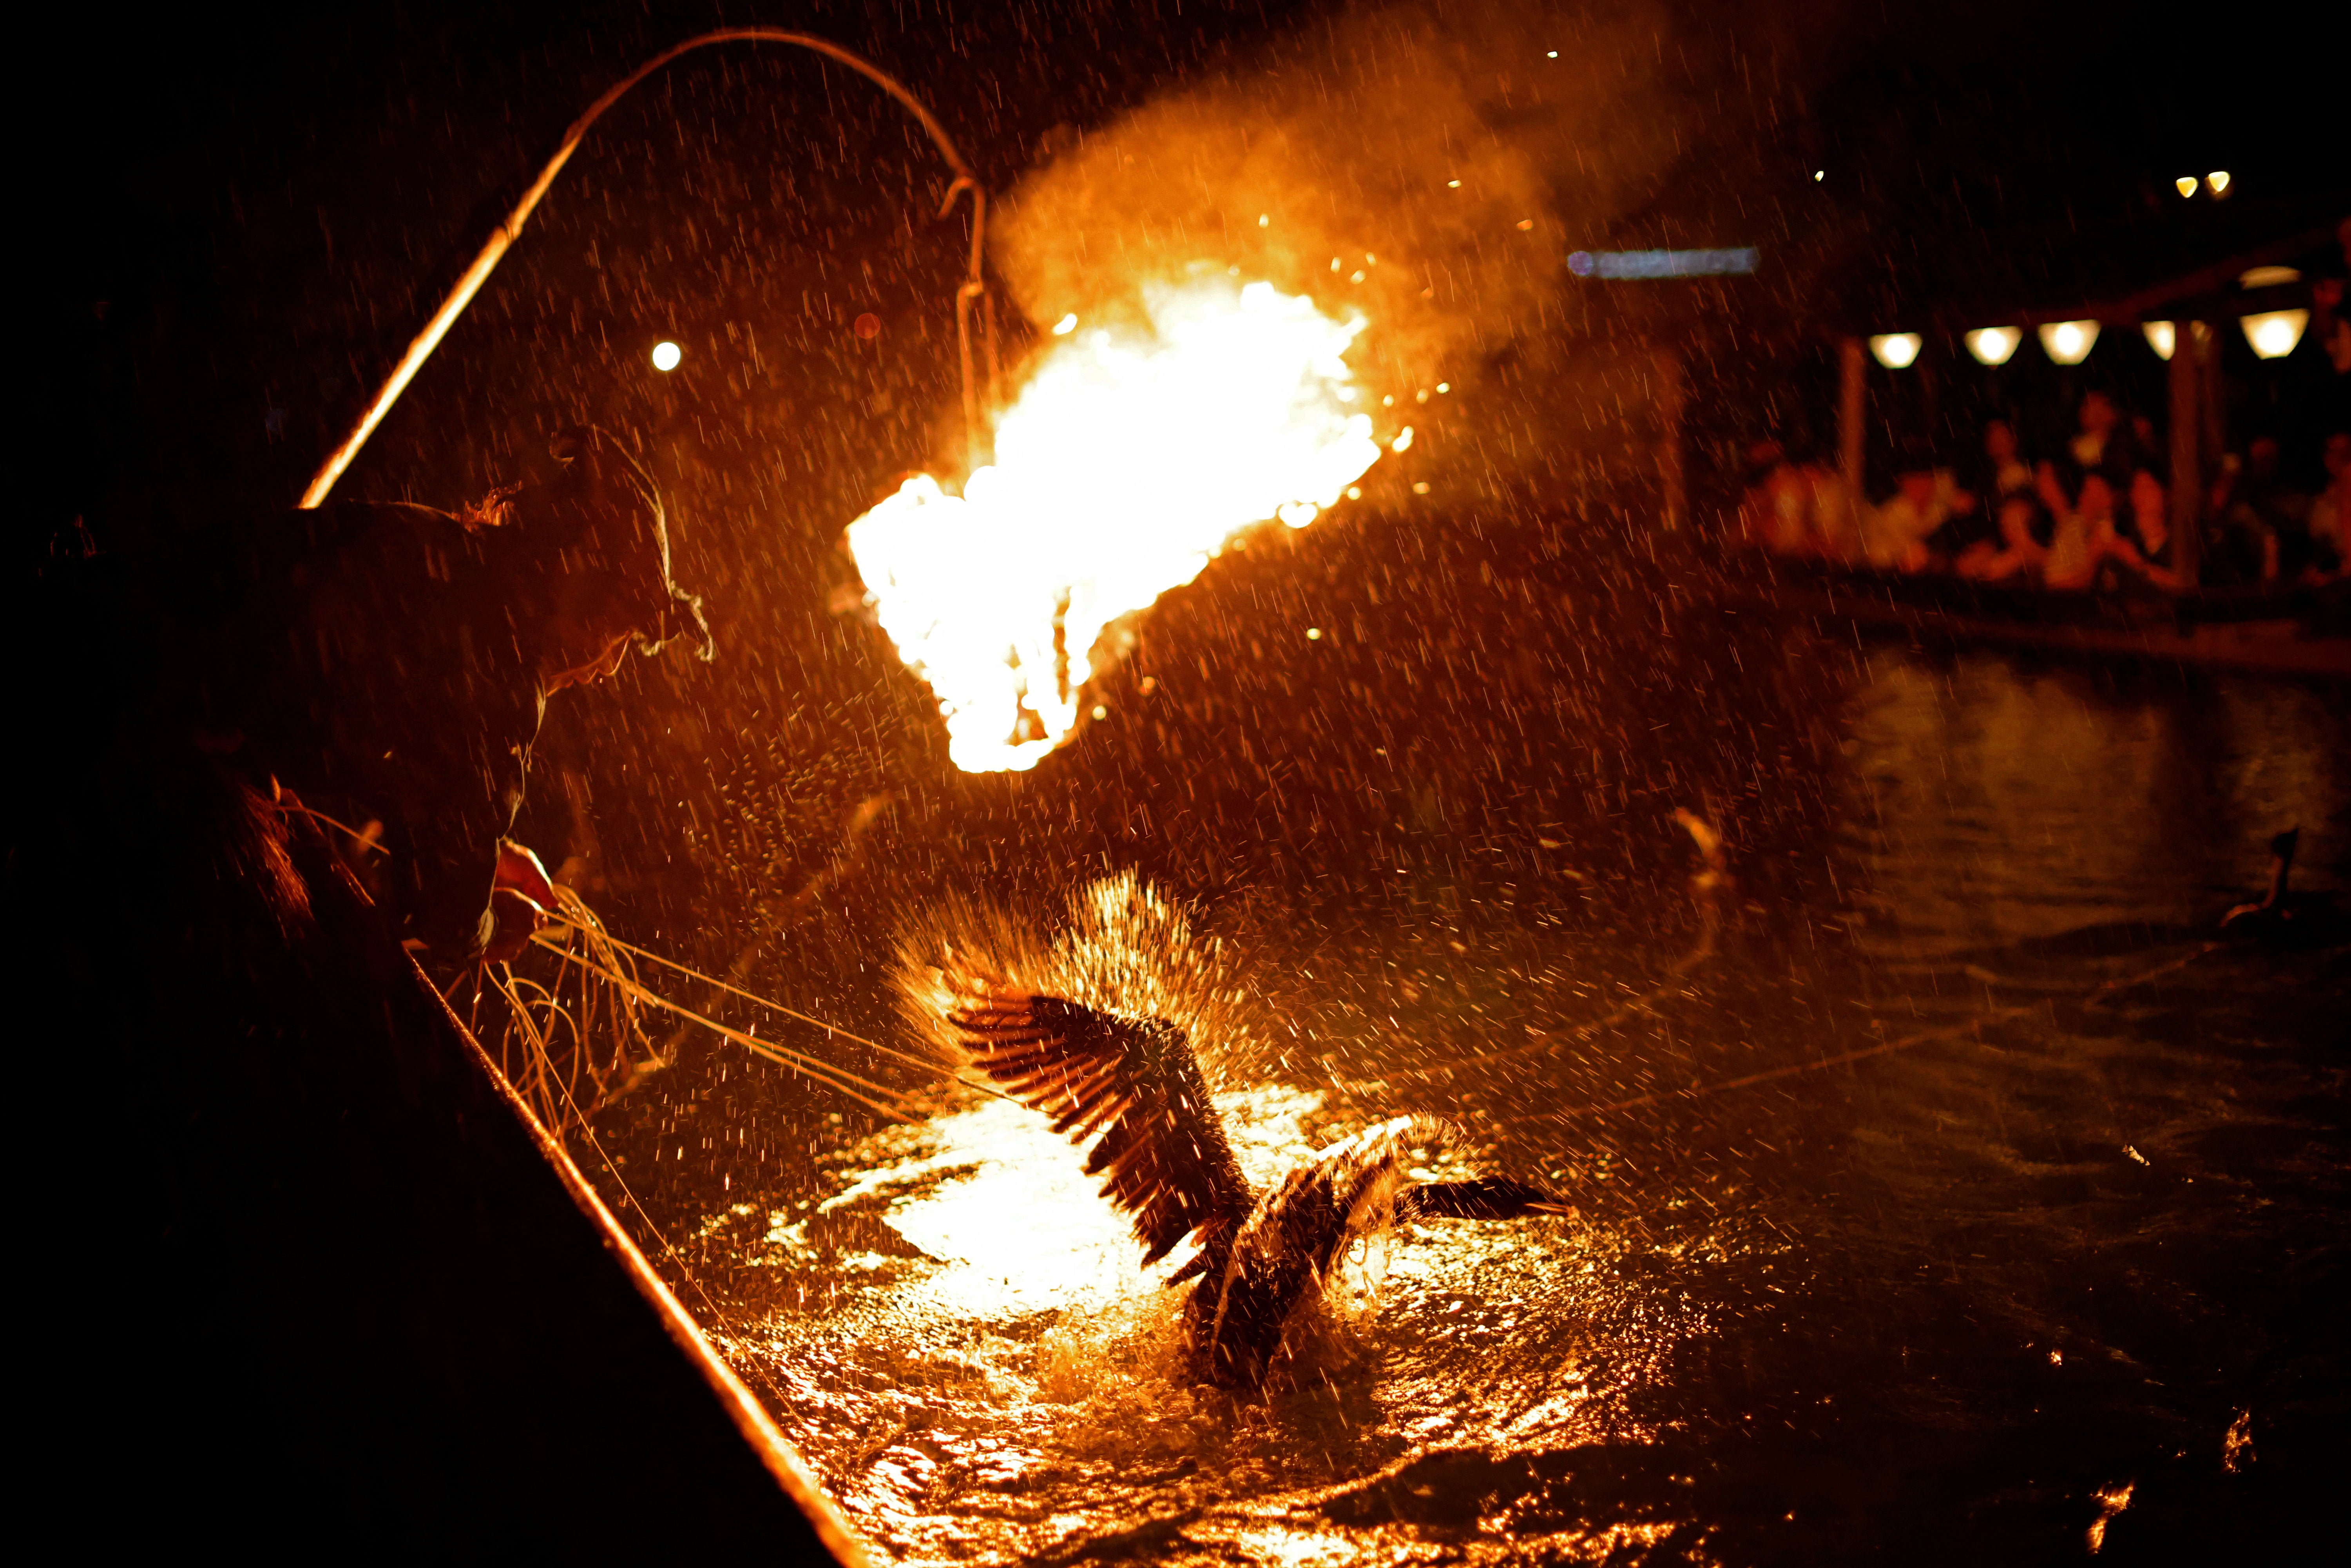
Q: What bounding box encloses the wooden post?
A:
[1655,341,1687,532]
[1838,335,1868,559]
[2167,320,2202,584]
[2197,319,2227,483]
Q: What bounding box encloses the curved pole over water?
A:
[300,29,988,509]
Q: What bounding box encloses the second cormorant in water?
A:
[2220,827,2341,945]
[931,963,1570,1387]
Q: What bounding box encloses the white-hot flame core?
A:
[846,279,1385,772]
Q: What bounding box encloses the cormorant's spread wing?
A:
[942,972,1254,1266]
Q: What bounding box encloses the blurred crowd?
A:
[1737,391,2348,592]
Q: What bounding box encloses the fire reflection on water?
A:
[701,1079,1707,1563]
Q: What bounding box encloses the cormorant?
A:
[2221,827,2340,946]
[933,967,1570,1387]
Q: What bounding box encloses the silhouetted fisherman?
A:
[182,427,708,966]
[17,430,857,1554]
[935,967,1570,1387]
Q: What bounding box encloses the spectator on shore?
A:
[1975,418,2036,506]
[2039,467,2097,589]
[2125,469,2171,563]
[1866,451,1975,572]
[1945,419,2034,576]
[1736,441,1814,555]
[2041,471,2182,591]
[1810,467,1862,561]
[2211,436,2313,584]
[1956,492,2054,583]
[1736,441,1857,560]
[2060,390,2139,494]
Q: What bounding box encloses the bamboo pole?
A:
[300,29,985,510]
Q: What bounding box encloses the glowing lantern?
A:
[2174,176,2198,197]
[2143,321,2176,361]
[2241,310,2309,359]
[1869,333,1922,369]
[650,340,682,371]
[1965,326,2022,366]
[2038,320,2100,364]
[2206,170,2231,196]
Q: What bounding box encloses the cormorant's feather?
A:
[941,971,1255,1267]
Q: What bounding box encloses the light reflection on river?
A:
[672,648,2344,1565]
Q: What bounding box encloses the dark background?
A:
[31,0,2348,563]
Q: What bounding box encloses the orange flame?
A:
[847,279,1385,772]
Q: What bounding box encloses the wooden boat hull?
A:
[17,712,865,1557]
[1726,567,2351,679]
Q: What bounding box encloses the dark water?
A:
[641,646,2346,1565]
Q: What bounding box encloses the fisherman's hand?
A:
[485,839,558,964]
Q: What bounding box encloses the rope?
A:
[532,938,923,1125]
[277,793,1010,1118]
[1327,916,1716,1094]
[537,916,1008,1094]
[2081,940,2224,1010]
[1535,1004,2040,1122]
[1335,922,2229,1128]
[535,1034,818,1439]
[1529,936,2233,1123]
